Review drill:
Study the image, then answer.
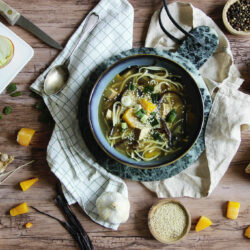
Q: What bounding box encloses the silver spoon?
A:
[44,12,99,96]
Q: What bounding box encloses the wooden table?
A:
[0,0,249,249]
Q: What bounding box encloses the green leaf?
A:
[166,109,177,123]
[151,93,160,104]
[6,83,17,94]
[10,91,22,97]
[3,106,12,115]
[144,85,154,93]
[128,83,135,91]
[135,109,146,119]
[0,114,2,120]
[150,118,159,127]
[152,132,162,141]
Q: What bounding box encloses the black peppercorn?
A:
[227,0,250,31]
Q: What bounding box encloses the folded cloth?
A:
[143,2,250,198]
[31,0,134,230]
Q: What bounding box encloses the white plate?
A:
[0,22,34,94]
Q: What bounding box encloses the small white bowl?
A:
[222,0,250,36]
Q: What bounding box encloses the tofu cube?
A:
[104,88,118,100]
[105,109,112,120]
[138,127,150,140]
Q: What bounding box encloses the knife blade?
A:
[0,0,63,50]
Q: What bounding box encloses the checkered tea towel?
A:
[30,0,134,230]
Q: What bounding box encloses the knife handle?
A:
[0,0,20,25]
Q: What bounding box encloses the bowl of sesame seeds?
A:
[222,0,250,36]
[148,199,191,244]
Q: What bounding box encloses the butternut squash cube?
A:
[17,128,36,146]
[244,226,250,238]
[20,177,39,192]
[227,201,240,220]
[25,222,33,229]
[139,99,156,114]
[195,216,212,232]
[10,202,29,216]
[122,108,142,129]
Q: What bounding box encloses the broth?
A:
[99,66,191,162]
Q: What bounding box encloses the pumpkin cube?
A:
[17,128,36,146]
[10,202,29,216]
[25,222,33,229]
[244,226,250,238]
[227,201,240,220]
[139,99,157,114]
[122,108,142,129]
[20,177,39,192]
[195,216,212,232]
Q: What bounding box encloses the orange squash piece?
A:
[25,222,33,229]
[226,201,240,220]
[17,128,35,146]
[122,108,142,129]
[20,177,39,192]
[195,216,212,232]
[139,99,156,114]
[10,202,29,216]
[244,226,250,238]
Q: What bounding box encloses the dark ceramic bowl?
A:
[88,54,204,169]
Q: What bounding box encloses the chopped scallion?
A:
[166,109,177,123]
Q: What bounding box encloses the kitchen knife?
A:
[0,0,63,50]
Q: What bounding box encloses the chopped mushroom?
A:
[161,103,171,119]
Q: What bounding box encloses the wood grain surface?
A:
[0,0,249,249]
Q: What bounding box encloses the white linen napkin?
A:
[30,0,133,230]
[143,2,250,198]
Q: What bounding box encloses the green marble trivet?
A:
[78,26,218,182]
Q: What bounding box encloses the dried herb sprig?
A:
[0,160,34,185]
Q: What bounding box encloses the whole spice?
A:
[3,106,12,115]
[0,152,14,174]
[227,0,250,31]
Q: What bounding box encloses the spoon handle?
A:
[65,12,99,66]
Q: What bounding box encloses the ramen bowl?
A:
[88,54,204,169]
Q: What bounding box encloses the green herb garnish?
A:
[135,109,146,119]
[151,93,160,103]
[152,132,162,141]
[3,106,12,115]
[166,109,177,123]
[140,115,148,124]
[121,122,128,132]
[7,83,17,94]
[128,83,135,91]
[144,85,154,93]
[10,91,22,97]
[150,112,157,117]
[150,118,159,127]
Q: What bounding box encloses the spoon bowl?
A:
[44,65,69,95]
[43,12,99,96]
